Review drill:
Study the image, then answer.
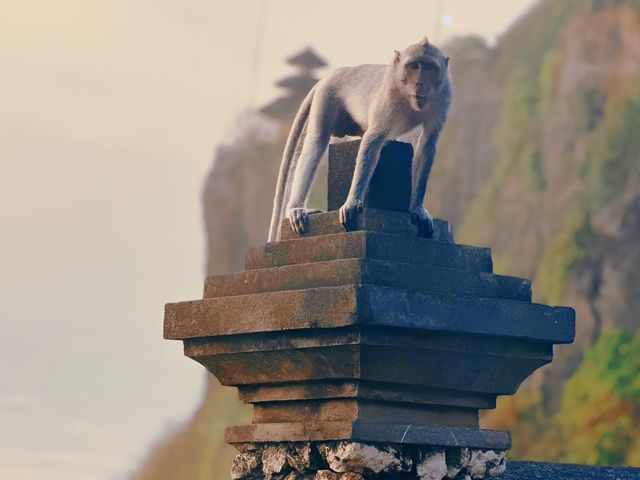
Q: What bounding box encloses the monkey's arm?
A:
[339,130,386,230]
[410,128,439,237]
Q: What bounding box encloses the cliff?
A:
[131,1,640,477]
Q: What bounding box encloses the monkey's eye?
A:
[408,62,420,70]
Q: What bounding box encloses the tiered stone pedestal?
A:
[164,141,575,479]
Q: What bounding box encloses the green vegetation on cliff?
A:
[557,328,640,465]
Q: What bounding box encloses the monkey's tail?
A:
[268,84,316,242]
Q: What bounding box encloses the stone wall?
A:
[232,442,506,480]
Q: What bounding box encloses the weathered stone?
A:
[231,441,506,480]
[353,423,512,451]
[328,140,413,213]
[262,445,290,479]
[339,474,364,480]
[188,323,552,396]
[232,451,261,479]
[487,452,507,477]
[360,286,574,345]
[318,442,411,474]
[238,381,496,410]
[468,450,506,479]
[286,443,314,472]
[315,471,341,480]
[203,258,530,301]
[235,443,262,453]
[253,398,478,427]
[226,423,511,451]
[167,285,573,344]
[278,208,452,242]
[246,231,492,273]
[284,472,315,480]
[416,450,447,480]
[445,448,471,478]
[164,286,358,340]
[474,451,507,478]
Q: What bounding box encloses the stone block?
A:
[315,471,340,480]
[232,451,262,479]
[286,444,316,473]
[327,140,413,213]
[203,258,529,301]
[252,399,478,427]
[318,441,412,474]
[279,209,452,241]
[224,423,511,451]
[165,286,574,344]
[262,445,290,479]
[187,335,551,399]
[445,448,471,478]
[415,450,447,480]
[164,286,358,340]
[246,231,492,272]
[468,450,507,479]
[338,474,363,480]
[238,381,497,410]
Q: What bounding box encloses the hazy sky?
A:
[0,1,535,478]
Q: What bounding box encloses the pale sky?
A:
[0,1,535,478]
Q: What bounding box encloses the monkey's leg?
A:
[339,131,386,230]
[410,130,438,238]
[285,108,332,234]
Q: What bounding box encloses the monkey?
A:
[268,37,451,242]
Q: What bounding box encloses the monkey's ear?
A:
[394,50,401,64]
[445,57,450,68]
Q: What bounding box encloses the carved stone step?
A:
[279,208,453,241]
[204,258,529,301]
[225,422,512,450]
[246,231,492,272]
[165,285,575,344]
[251,399,480,427]
[237,381,498,410]
[187,337,551,395]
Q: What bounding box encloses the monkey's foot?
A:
[410,205,435,238]
[339,198,365,232]
[287,207,321,235]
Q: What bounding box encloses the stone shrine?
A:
[165,140,576,479]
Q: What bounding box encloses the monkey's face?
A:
[395,42,449,111]
[401,60,444,109]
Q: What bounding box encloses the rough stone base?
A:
[231,441,507,480]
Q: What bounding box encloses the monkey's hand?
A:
[339,197,364,231]
[410,205,434,238]
[288,207,321,235]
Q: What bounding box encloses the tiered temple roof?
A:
[260,47,326,121]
